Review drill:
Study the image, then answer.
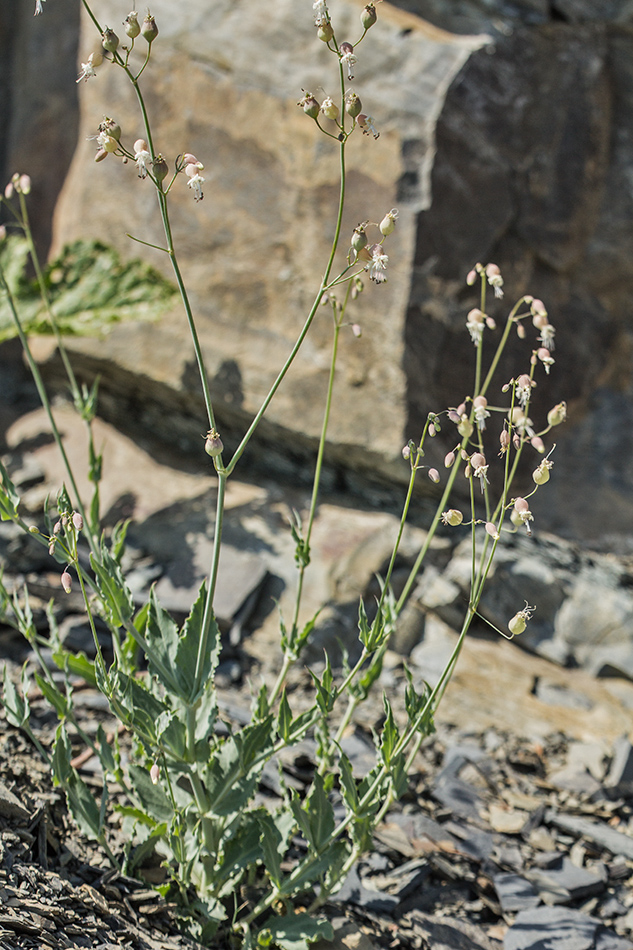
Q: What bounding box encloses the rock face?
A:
[5,1,633,547]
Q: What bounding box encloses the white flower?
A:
[187,172,205,202]
[34,0,45,14]
[367,244,388,283]
[485,263,504,298]
[358,114,380,139]
[539,323,555,351]
[313,0,329,26]
[134,140,151,178]
[514,373,534,408]
[339,43,357,81]
[76,54,98,83]
[466,308,485,345]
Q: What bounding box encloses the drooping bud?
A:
[141,13,158,43]
[150,762,160,784]
[18,175,31,195]
[442,509,463,527]
[547,402,567,427]
[124,11,140,37]
[72,512,84,531]
[101,28,119,53]
[485,522,500,540]
[530,436,545,453]
[379,209,398,236]
[361,3,377,29]
[511,497,534,535]
[466,268,477,285]
[61,570,72,594]
[94,148,108,163]
[351,323,362,337]
[152,155,168,181]
[444,450,456,468]
[428,468,440,484]
[204,429,224,458]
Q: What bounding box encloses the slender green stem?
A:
[0,267,98,559]
[290,299,346,638]
[192,471,226,696]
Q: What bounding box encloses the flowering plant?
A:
[0,2,565,948]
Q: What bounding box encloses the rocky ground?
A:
[1,388,633,949]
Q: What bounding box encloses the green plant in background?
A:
[0,235,176,342]
[0,2,566,948]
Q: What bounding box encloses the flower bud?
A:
[152,156,168,181]
[516,323,526,339]
[530,436,545,453]
[182,153,203,169]
[470,452,486,471]
[4,181,13,199]
[532,459,553,485]
[531,298,547,318]
[508,612,527,636]
[547,402,567,427]
[49,540,56,556]
[298,91,320,119]
[457,416,473,438]
[72,512,84,531]
[101,117,121,141]
[361,3,377,29]
[428,468,440,484]
[351,224,368,252]
[317,21,334,41]
[351,323,362,337]
[379,209,398,236]
[402,444,411,460]
[442,509,463,527]
[18,175,31,195]
[124,11,140,38]
[204,429,224,458]
[61,570,72,594]
[101,28,119,53]
[345,92,362,118]
[141,14,158,43]
[320,97,339,121]
[485,522,500,540]
[444,451,456,468]
[466,268,477,285]
[508,602,535,637]
[150,762,160,784]
[28,525,39,534]
[94,148,108,163]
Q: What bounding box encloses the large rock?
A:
[7,0,633,547]
[42,0,484,489]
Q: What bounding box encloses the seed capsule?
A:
[101,28,119,53]
[141,14,158,43]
